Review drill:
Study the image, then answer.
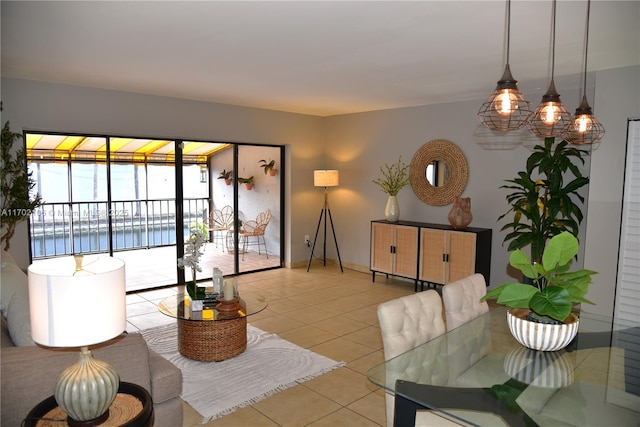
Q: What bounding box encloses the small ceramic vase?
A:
[448,197,472,229]
[385,195,400,222]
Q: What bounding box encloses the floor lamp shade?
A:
[314,170,339,187]
[28,255,126,347]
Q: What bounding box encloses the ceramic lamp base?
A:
[55,347,119,424]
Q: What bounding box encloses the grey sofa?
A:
[0,252,183,427]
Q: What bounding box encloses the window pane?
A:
[147,165,175,199]
[71,162,107,202]
[29,161,69,203]
[183,164,209,199]
[111,164,147,200]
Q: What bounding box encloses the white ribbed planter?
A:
[507,309,579,352]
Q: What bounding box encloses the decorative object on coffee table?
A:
[178,227,207,300]
[158,292,268,362]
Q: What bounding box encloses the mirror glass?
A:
[426,159,450,187]
[410,139,468,206]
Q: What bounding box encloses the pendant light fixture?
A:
[562,0,605,145]
[527,0,571,138]
[478,0,531,131]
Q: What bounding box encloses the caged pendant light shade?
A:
[478,0,531,131]
[562,0,605,146]
[527,0,571,138]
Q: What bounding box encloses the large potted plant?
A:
[1,119,43,250]
[482,231,597,351]
[499,137,590,264]
[372,156,410,222]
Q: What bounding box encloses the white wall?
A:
[583,65,640,317]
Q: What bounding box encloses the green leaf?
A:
[481,282,512,301]
[542,231,578,270]
[529,287,572,322]
[509,250,537,278]
[496,283,538,308]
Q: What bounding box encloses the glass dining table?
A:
[367,305,640,427]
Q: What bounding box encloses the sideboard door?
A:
[447,231,477,283]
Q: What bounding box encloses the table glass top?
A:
[367,306,640,426]
[158,292,267,322]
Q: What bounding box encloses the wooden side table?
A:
[23,382,153,427]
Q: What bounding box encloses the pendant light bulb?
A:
[540,102,562,125]
[562,0,604,146]
[495,89,519,116]
[526,0,571,138]
[563,96,605,145]
[477,0,531,131]
[575,114,593,133]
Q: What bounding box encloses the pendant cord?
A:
[551,0,557,81]
[506,0,511,65]
[583,0,592,97]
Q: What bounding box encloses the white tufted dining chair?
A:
[378,290,461,427]
[442,273,489,332]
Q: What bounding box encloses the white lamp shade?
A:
[28,255,126,347]
[314,170,339,187]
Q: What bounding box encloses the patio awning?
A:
[26,134,229,165]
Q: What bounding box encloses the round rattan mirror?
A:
[410,139,468,206]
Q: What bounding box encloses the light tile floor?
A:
[126,262,417,427]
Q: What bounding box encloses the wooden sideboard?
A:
[370,220,492,290]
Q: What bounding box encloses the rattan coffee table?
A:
[158,291,267,362]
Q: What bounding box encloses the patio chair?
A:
[239,208,271,260]
[209,205,233,251]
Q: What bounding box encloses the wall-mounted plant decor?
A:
[259,159,277,176]
[238,176,254,190]
[218,169,233,185]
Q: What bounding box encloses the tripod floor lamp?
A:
[307,169,343,272]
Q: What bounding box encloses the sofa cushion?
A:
[148,348,182,403]
[0,250,29,317]
[1,333,153,427]
[6,293,35,346]
[1,314,14,348]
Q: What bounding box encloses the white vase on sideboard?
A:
[385,195,399,222]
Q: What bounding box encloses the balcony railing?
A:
[30,198,209,258]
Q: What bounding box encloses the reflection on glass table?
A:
[158,291,267,321]
[367,306,640,427]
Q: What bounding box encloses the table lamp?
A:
[28,255,126,425]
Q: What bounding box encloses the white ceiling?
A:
[1,1,638,116]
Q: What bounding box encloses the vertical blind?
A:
[615,119,640,326]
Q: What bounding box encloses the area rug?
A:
[140,323,345,423]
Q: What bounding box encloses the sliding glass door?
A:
[27,132,284,292]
